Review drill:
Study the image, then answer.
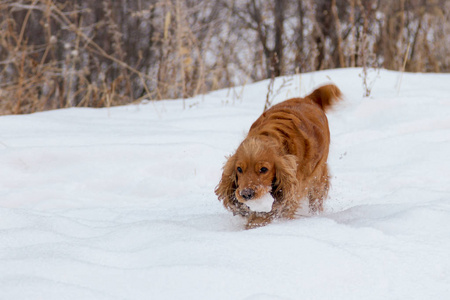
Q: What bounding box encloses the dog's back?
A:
[249,84,342,158]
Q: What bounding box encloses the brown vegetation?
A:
[0,0,448,115]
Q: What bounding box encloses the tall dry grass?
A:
[0,0,225,114]
[0,0,448,115]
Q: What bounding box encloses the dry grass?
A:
[0,0,448,115]
[0,0,222,115]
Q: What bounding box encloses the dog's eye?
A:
[237,167,243,173]
[260,167,268,174]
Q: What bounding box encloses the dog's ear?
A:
[273,154,299,203]
[215,154,239,211]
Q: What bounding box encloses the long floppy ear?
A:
[273,154,299,204]
[215,154,240,212]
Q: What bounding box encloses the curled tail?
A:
[307,84,342,112]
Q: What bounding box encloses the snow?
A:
[244,192,275,213]
[1,68,450,299]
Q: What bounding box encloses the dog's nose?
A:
[240,188,255,200]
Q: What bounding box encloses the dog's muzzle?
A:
[240,188,255,200]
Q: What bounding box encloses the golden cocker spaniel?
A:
[215,84,342,229]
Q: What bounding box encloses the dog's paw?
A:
[245,214,272,229]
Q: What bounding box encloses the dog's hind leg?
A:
[308,166,330,214]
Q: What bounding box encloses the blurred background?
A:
[0,0,448,114]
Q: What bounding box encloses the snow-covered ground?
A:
[1,69,449,299]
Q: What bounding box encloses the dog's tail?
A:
[307,84,342,112]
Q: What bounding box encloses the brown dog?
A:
[215,84,342,229]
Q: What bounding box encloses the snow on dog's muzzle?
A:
[243,193,275,213]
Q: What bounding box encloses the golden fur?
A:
[215,84,342,229]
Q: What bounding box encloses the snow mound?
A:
[244,193,275,212]
[1,68,450,299]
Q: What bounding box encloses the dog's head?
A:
[215,136,298,214]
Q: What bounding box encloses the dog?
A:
[215,84,342,229]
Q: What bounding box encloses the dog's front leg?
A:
[245,213,273,229]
